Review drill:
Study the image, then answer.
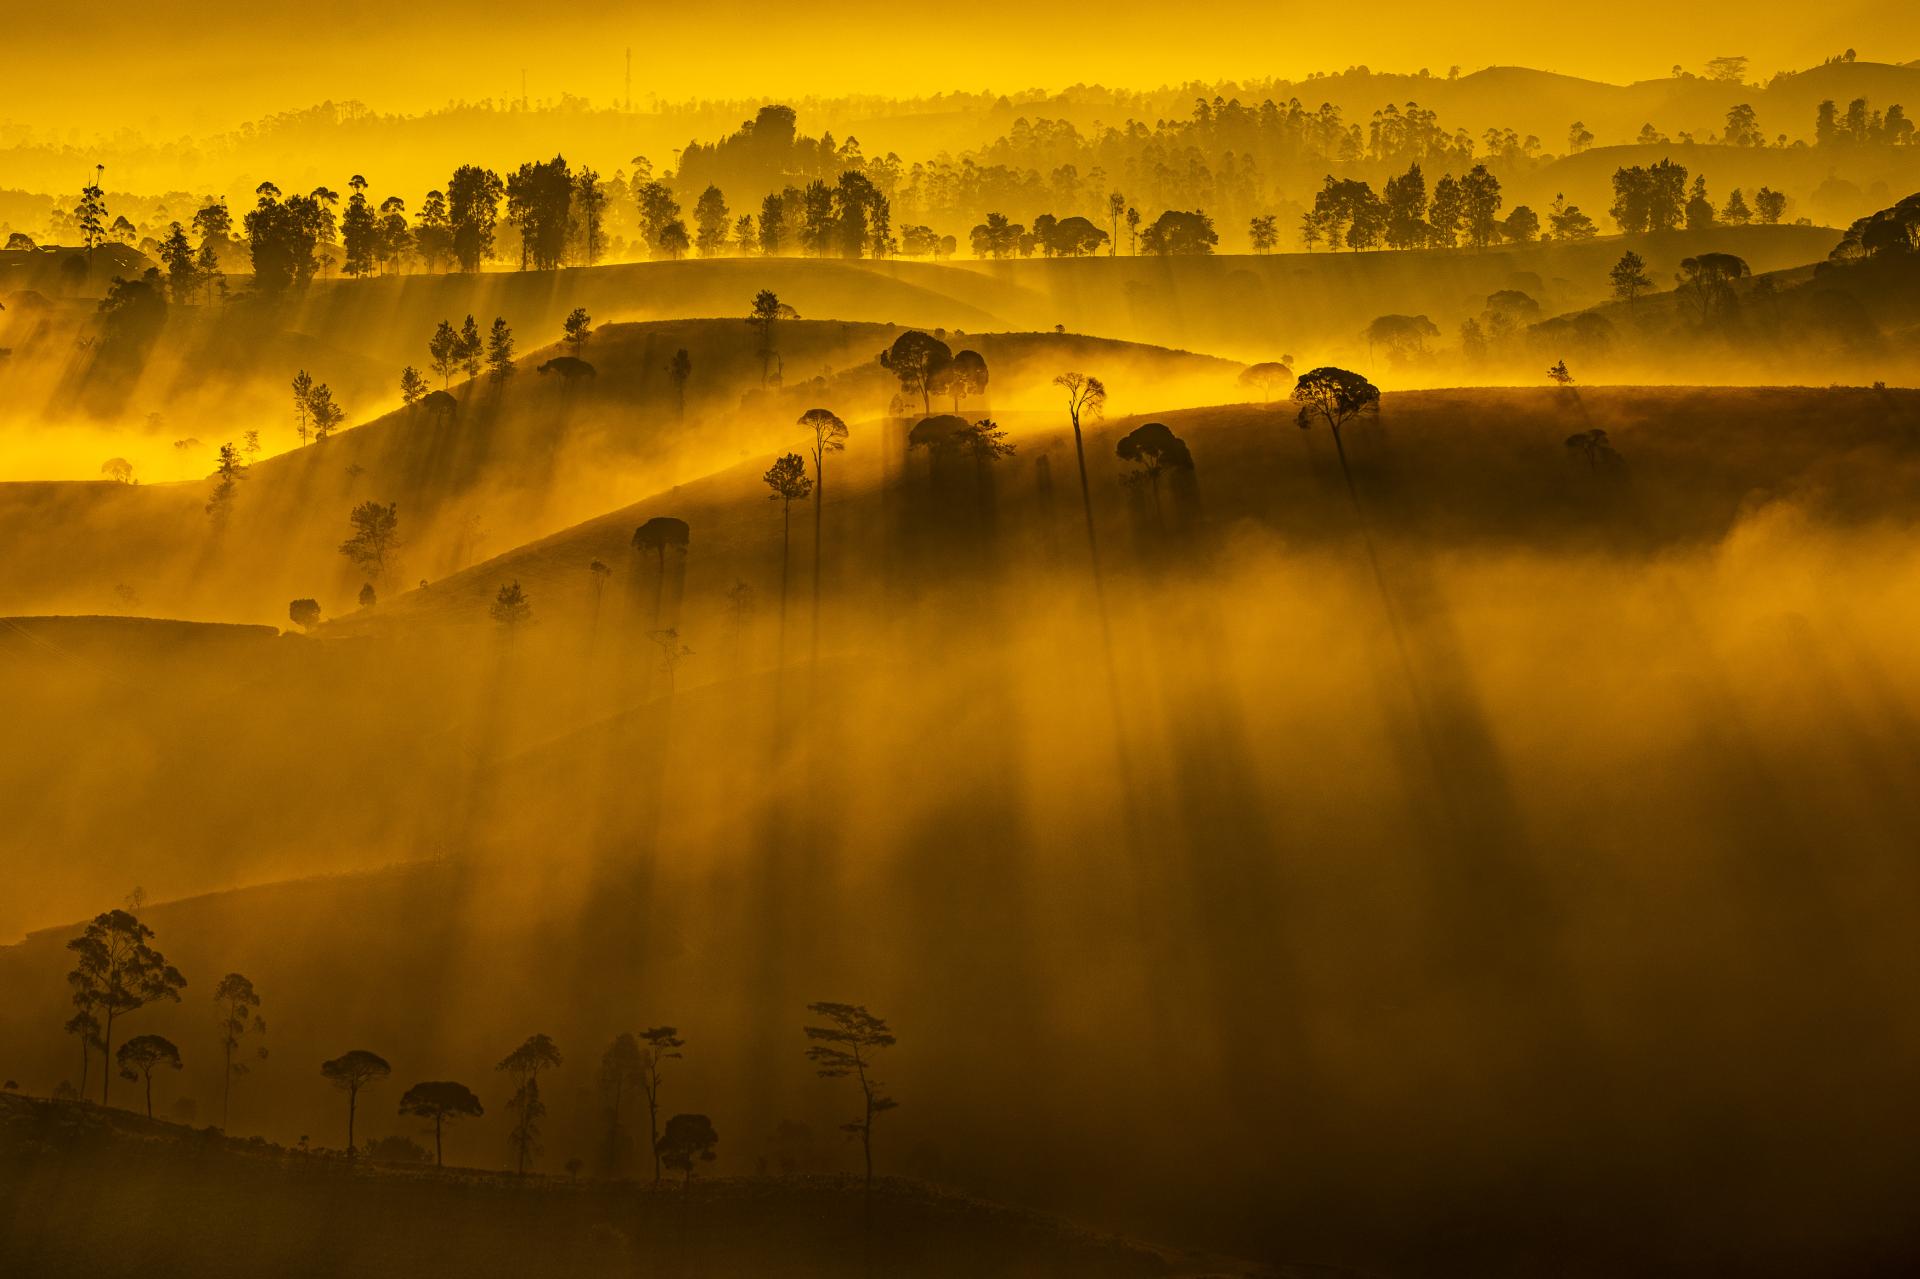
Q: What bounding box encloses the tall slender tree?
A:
[763,454,813,653]
[65,910,186,1106]
[799,409,848,659]
[638,1027,685,1184]
[321,1050,391,1154]
[213,973,265,1130]
[1052,372,1108,575]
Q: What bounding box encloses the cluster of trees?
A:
[1299,162,1526,251]
[967,212,1109,258]
[289,369,346,444]
[1814,98,1914,148]
[1610,161,1788,233]
[54,905,898,1191]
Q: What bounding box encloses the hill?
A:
[0,1094,1280,1279]
[0,319,1239,622]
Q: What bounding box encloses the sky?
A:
[3,1,1911,133]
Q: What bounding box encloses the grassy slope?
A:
[0,1094,1282,1279]
[0,319,1239,622]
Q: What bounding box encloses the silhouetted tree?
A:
[116,1034,181,1119]
[1565,429,1623,471]
[213,973,266,1130]
[340,501,400,581]
[447,166,505,271]
[669,348,692,419]
[321,1050,390,1153]
[1292,367,1381,498]
[289,599,321,631]
[206,441,248,526]
[1249,214,1279,253]
[598,1034,645,1176]
[399,1081,483,1168]
[695,185,731,255]
[359,582,377,608]
[307,384,344,442]
[1238,362,1294,403]
[400,366,427,405]
[659,220,690,259]
[65,910,185,1106]
[458,315,483,379]
[1106,192,1126,254]
[800,408,848,653]
[880,331,952,414]
[748,290,798,385]
[804,1003,897,1199]
[657,1113,718,1193]
[1116,421,1194,530]
[637,1027,685,1184]
[764,454,812,647]
[1610,250,1652,303]
[1459,164,1504,248]
[564,307,592,351]
[428,322,461,388]
[490,581,531,630]
[631,516,691,625]
[1548,359,1574,387]
[1140,209,1217,254]
[486,317,514,382]
[1677,252,1750,324]
[1052,372,1108,571]
[497,1034,562,1175]
[505,155,573,270]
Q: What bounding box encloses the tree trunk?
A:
[778,502,792,656]
[222,1042,233,1130]
[144,1073,152,1119]
[650,1097,662,1183]
[347,1089,357,1154]
[100,1011,115,1105]
[811,457,825,663]
[434,1115,444,1168]
[1068,415,1102,579]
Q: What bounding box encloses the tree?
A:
[969,211,1023,258]
[636,181,682,255]
[1609,250,1652,303]
[574,168,607,265]
[65,910,186,1105]
[1724,103,1764,148]
[359,582,377,609]
[1291,367,1381,498]
[748,290,798,385]
[289,599,321,631]
[880,330,952,414]
[486,317,514,382]
[1140,209,1217,255]
[1706,55,1749,83]
[631,517,691,625]
[1248,215,1279,253]
[1459,164,1503,248]
[213,973,266,1130]
[1053,372,1108,573]
[1548,359,1575,387]
[321,1050,391,1153]
[206,441,248,525]
[497,1034,563,1175]
[598,1034,645,1176]
[562,306,592,352]
[658,220,690,259]
[398,1081,484,1169]
[116,1035,181,1119]
[75,167,108,257]
[695,185,731,255]
[291,369,314,444]
[656,1114,718,1192]
[1566,429,1623,472]
[1567,121,1595,154]
[669,348,692,419]
[764,454,812,648]
[1754,187,1788,225]
[1548,194,1598,241]
[458,316,483,379]
[1685,176,1716,230]
[400,366,428,405]
[428,321,461,387]
[100,457,135,484]
[1115,421,1194,529]
[1428,174,1464,248]
[342,178,377,277]
[638,1026,685,1183]
[804,1003,897,1200]
[1722,188,1752,225]
[505,155,573,270]
[1677,253,1750,325]
[306,384,344,443]
[490,581,532,630]
[1106,192,1126,254]
[936,349,990,414]
[447,165,505,271]
[1238,362,1295,403]
[1503,206,1540,243]
[158,223,199,301]
[799,408,849,646]
[340,501,400,580]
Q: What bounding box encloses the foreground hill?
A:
[0,1095,1279,1279]
[0,319,1238,621]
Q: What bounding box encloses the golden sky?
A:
[4,2,1911,132]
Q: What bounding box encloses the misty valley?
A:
[2,26,1920,1279]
